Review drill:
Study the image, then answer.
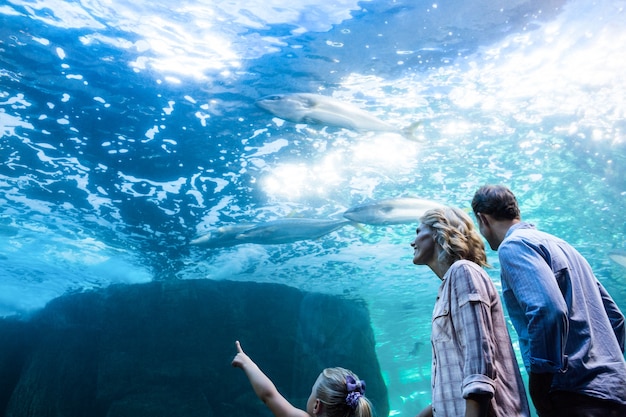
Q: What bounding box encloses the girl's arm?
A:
[232,341,309,417]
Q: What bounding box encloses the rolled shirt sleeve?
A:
[455,291,497,398]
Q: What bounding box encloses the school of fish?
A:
[193,93,624,269]
[192,93,433,248]
[190,197,445,247]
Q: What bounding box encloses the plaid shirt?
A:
[430,260,530,417]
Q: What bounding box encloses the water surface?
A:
[1,0,625,415]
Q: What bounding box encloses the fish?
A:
[256,93,421,140]
[409,340,424,357]
[189,224,257,248]
[609,250,626,268]
[234,218,351,245]
[343,197,445,225]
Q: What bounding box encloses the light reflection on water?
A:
[1,0,625,415]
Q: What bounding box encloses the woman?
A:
[411,206,530,417]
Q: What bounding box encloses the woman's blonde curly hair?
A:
[419,206,489,268]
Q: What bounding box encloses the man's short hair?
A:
[472,184,521,221]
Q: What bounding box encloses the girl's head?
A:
[418,206,488,268]
[307,367,373,417]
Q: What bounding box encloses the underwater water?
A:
[1,0,625,415]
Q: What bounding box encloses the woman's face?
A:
[411,224,436,266]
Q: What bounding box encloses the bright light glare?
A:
[9,0,365,80]
[262,163,314,199]
[261,152,347,199]
[352,134,419,167]
[261,135,420,200]
[446,3,626,141]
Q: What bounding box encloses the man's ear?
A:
[476,212,488,226]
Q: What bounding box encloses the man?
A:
[471,184,626,417]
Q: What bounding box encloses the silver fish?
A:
[343,197,445,225]
[234,218,351,245]
[189,224,257,248]
[256,93,420,140]
[609,250,626,268]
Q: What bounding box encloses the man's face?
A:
[476,213,499,251]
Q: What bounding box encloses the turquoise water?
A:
[1,0,625,415]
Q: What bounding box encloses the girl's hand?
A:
[232,340,251,369]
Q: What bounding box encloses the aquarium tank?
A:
[1,0,625,416]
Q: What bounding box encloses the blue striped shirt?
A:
[499,222,626,404]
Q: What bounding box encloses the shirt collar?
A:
[504,221,535,239]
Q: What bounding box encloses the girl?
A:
[232,340,374,417]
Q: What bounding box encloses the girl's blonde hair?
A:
[419,206,489,268]
[315,367,374,417]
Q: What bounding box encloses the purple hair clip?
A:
[345,375,366,409]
